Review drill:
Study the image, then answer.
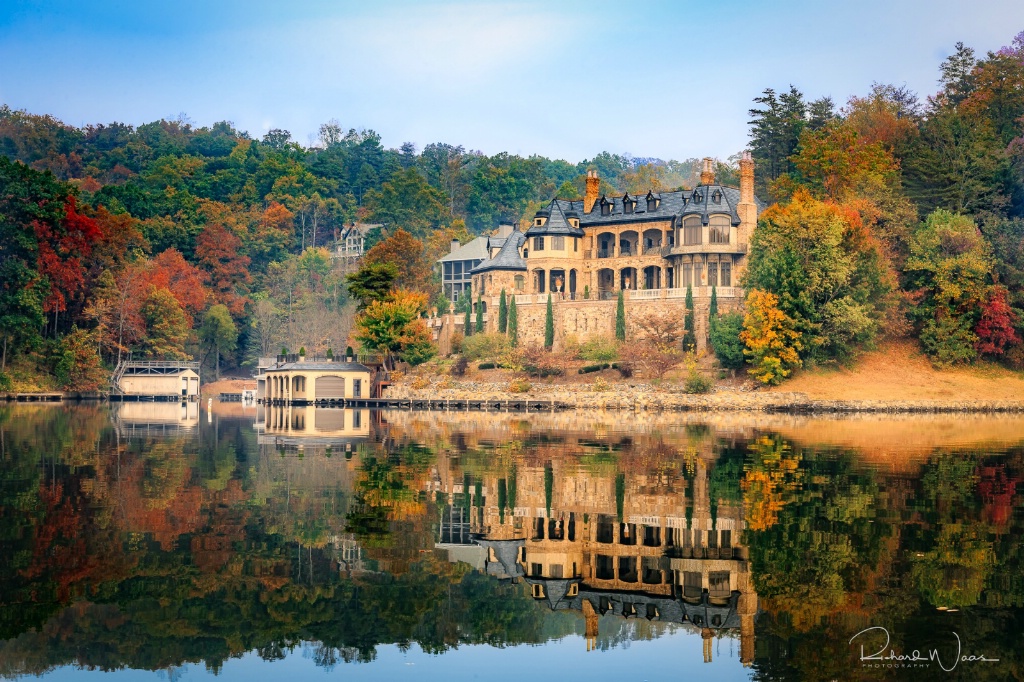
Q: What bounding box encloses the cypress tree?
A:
[709,285,719,348]
[683,285,696,352]
[508,297,519,346]
[463,303,472,338]
[498,289,508,333]
[475,293,484,333]
[544,293,554,349]
[615,290,626,341]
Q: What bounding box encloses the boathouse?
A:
[262,355,373,404]
[113,360,200,399]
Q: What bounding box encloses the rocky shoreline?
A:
[386,380,1024,413]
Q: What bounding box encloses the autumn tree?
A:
[345,262,397,310]
[362,229,433,296]
[196,222,250,316]
[355,290,435,368]
[139,287,189,359]
[741,290,802,385]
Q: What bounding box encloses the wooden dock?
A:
[262,397,574,411]
[0,392,64,402]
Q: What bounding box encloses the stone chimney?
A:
[739,150,754,204]
[700,157,715,185]
[584,170,600,213]
[450,239,460,254]
[497,223,513,238]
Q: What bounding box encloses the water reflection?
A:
[0,405,1022,680]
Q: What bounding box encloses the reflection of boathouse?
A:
[432,456,757,665]
[111,401,200,438]
[256,405,375,455]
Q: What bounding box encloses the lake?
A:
[1,403,1022,681]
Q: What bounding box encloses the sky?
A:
[2,0,1024,163]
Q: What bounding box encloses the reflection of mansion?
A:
[428,457,757,665]
[457,155,762,349]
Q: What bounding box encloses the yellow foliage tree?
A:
[740,289,802,385]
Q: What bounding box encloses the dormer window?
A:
[569,218,579,228]
[535,218,543,226]
[712,190,722,204]
[692,190,703,204]
[646,191,659,211]
[600,196,611,216]
[622,194,634,214]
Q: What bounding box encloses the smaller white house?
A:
[116,361,200,398]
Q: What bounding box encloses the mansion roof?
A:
[470,229,527,274]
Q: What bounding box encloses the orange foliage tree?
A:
[196,223,250,316]
[740,290,802,385]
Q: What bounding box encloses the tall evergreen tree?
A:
[708,285,719,348]
[615,290,626,341]
[463,303,472,338]
[498,289,508,333]
[507,297,518,347]
[544,293,554,349]
[475,293,484,333]
[682,285,697,352]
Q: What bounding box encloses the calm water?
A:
[1,403,1023,681]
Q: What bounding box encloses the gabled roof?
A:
[561,184,764,228]
[525,199,585,238]
[470,229,527,274]
[437,236,490,263]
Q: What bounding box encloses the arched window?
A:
[709,215,730,244]
[683,216,702,245]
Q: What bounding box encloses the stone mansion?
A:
[454,154,762,348]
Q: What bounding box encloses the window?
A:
[453,262,462,277]
[623,197,634,214]
[683,216,701,245]
[551,236,565,250]
[353,379,362,398]
[532,583,545,598]
[601,200,611,216]
[692,190,703,203]
[720,260,731,287]
[514,275,525,291]
[682,262,692,287]
[567,583,579,597]
[549,564,563,578]
[694,261,703,285]
[353,410,361,428]
[647,197,658,211]
[708,262,718,287]
[531,563,543,577]
[574,237,578,252]
[533,236,545,251]
[443,262,452,278]
[709,571,731,599]
[712,189,722,204]
[709,216,730,244]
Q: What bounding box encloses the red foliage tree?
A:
[974,285,1020,356]
[34,197,101,313]
[196,223,251,316]
[144,249,210,325]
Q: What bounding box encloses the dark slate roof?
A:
[475,539,525,579]
[524,576,583,610]
[270,361,371,372]
[560,184,764,228]
[525,200,585,238]
[470,230,527,274]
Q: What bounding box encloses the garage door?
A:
[315,376,345,399]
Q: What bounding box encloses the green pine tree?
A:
[615,290,626,341]
[682,285,696,352]
[498,289,508,333]
[544,293,554,349]
[463,304,472,338]
[475,293,484,333]
[508,297,519,347]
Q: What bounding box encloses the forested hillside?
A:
[1,29,1023,390]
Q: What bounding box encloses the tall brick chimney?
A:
[739,150,754,204]
[700,157,715,185]
[584,170,600,213]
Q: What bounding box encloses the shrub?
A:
[592,377,611,392]
[683,358,714,394]
[450,332,464,355]
[410,375,431,389]
[478,362,497,370]
[619,341,681,380]
[0,372,12,392]
[346,346,354,358]
[450,356,468,376]
[462,332,509,362]
[326,348,334,359]
[299,346,306,356]
[578,364,610,374]
[579,337,618,363]
[508,378,532,393]
[522,346,567,377]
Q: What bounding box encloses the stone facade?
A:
[468,154,760,349]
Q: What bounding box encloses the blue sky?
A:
[2,0,1023,162]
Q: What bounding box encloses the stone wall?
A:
[496,292,744,351]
